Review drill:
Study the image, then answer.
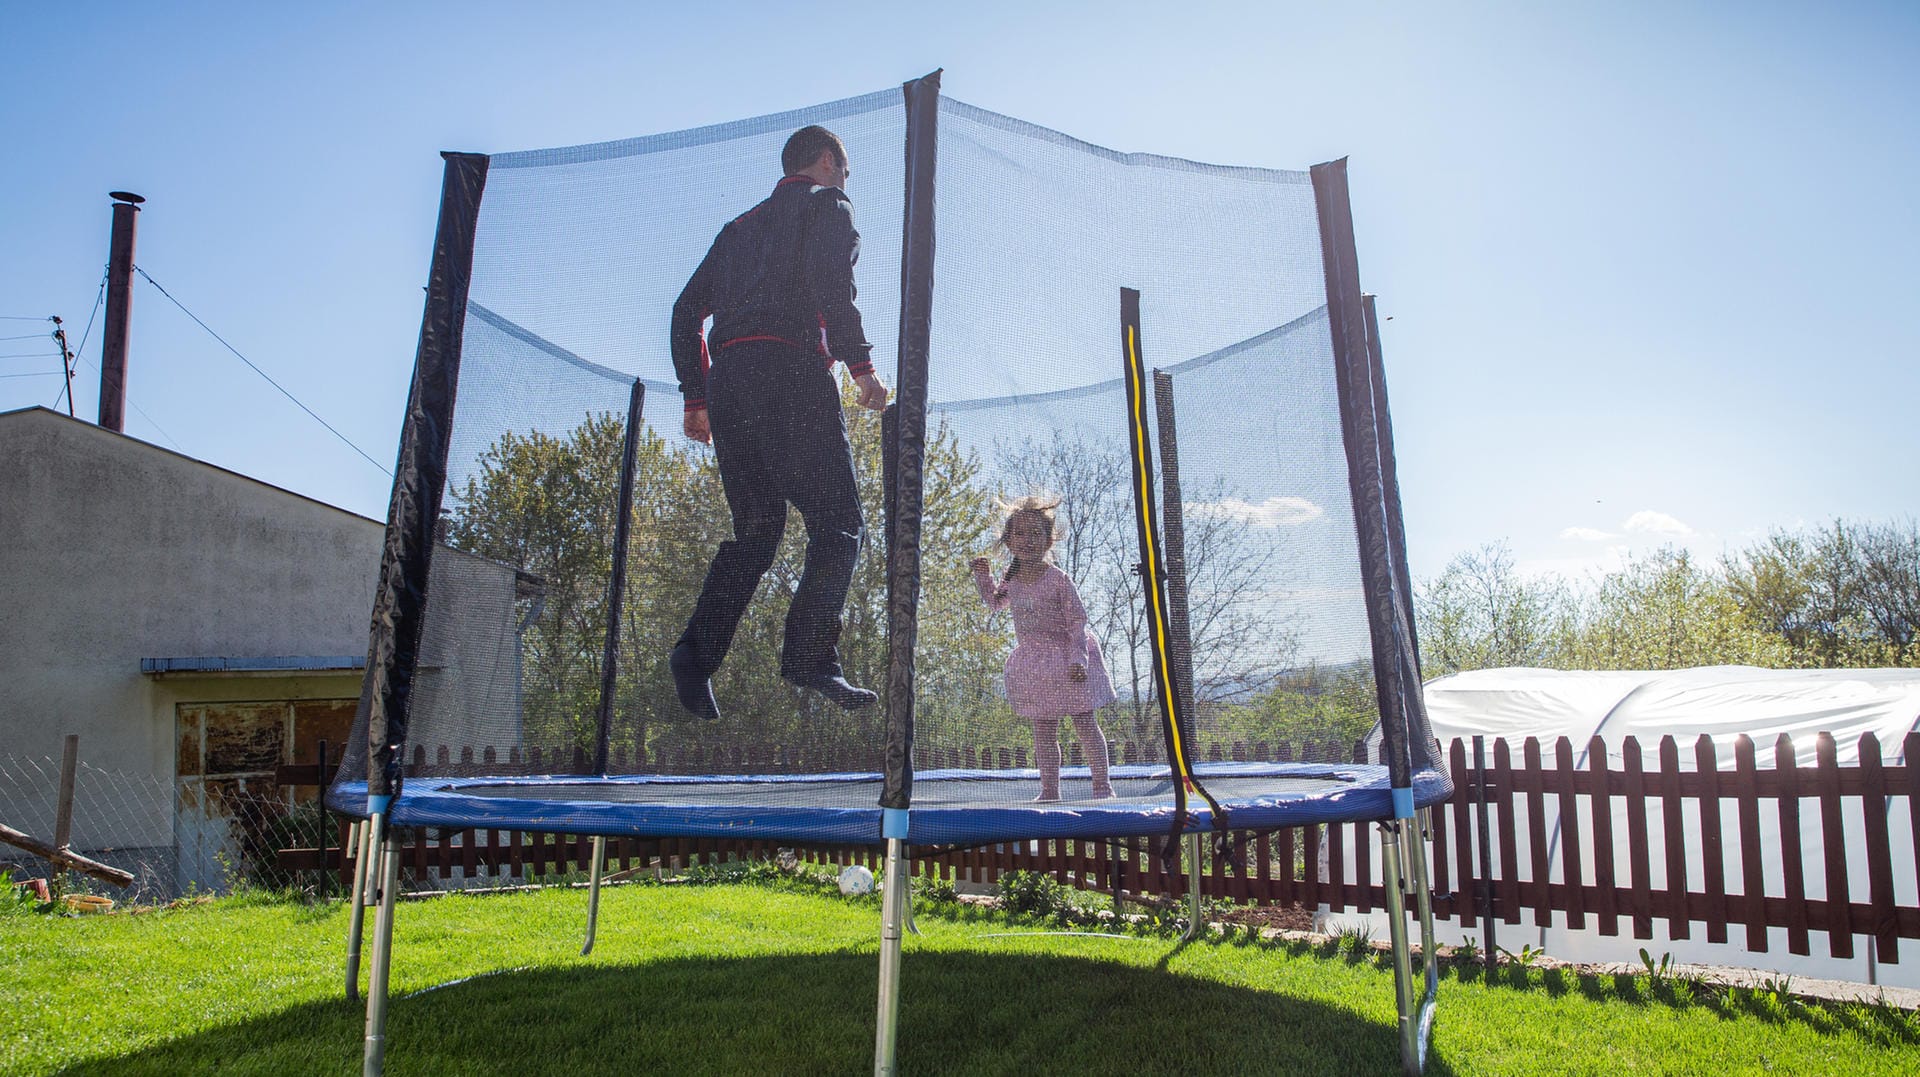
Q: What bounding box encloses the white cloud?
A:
[1189,496,1324,528]
[1623,510,1694,538]
[1559,526,1613,543]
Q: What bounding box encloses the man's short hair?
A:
[782,126,846,176]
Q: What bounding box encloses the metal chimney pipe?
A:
[98,191,144,432]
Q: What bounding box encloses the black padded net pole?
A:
[594,379,646,775]
[1152,363,1235,854]
[1311,158,1426,798]
[881,69,941,813]
[1120,288,1225,834]
[1119,289,1182,810]
[1151,369,1198,742]
[358,151,489,803]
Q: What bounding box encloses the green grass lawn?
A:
[4,877,1917,1076]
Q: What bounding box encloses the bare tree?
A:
[1853,519,1920,656]
[992,430,1298,746]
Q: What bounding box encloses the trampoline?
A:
[331,71,1448,1076]
[330,762,1451,846]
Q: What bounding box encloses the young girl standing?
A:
[970,496,1117,801]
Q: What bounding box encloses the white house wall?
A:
[0,407,522,863]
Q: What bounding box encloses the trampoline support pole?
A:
[362,815,400,1077]
[1182,831,1204,941]
[1380,819,1422,1076]
[344,818,373,1001]
[581,835,607,956]
[1409,810,1439,1067]
[904,868,921,937]
[873,837,908,1077]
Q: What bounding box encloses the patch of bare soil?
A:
[1205,903,1316,933]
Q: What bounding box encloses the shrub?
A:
[997,870,1074,918]
[915,876,958,905]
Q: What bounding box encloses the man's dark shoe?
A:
[785,670,877,711]
[669,643,721,721]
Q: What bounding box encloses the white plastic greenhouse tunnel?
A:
[1336,666,1920,987]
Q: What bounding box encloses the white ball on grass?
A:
[837,864,875,896]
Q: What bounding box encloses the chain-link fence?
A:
[0,751,319,904]
[1,751,179,903]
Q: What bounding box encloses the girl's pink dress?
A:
[973,562,1119,718]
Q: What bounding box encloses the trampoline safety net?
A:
[329,78,1449,848]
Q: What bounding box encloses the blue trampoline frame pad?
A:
[327,762,1452,846]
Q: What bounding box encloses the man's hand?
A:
[853,372,889,411]
[684,407,712,445]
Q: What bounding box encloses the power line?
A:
[132,266,391,478]
[59,344,186,451]
[0,371,59,379]
[0,332,54,342]
[0,315,57,321]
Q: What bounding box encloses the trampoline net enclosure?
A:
[330,79,1447,847]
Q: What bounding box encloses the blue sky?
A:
[3,2,1914,582]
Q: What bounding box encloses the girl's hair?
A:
[996,494,1062,582]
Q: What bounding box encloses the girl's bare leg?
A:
[1031,716,1061,801]
[1070,712,1113,797]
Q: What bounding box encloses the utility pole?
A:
[49,316,76,418]
[98,191,144,432]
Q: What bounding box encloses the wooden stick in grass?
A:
[0,821,134,888]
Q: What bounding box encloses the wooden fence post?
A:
[1588,736,1619,938]
[1494,738,1520,926]
[1472,736,1495,955]
[1776,734,1811,956]
[1696,734,1728,946]
[1658,736,1690,941]
[1450,738,1472,928]
[1524,737,1550,928]
[315,739,329,895]
[1860,733,1898,963]
[1621,736,1653,939]
[1815,732,1852,959]
[1733,734,1768,952]
[1555,737,1586,931]
[52,734,79,861]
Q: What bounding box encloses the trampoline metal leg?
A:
[582,835,606,956]
[344,818,373,1001]
[362,819,400,1077]
[1409,811,1440,1066]
[873,838,908,1077]
[1380,821,1421,1076]
[903,866,921,937]
[1182,831,1204,941]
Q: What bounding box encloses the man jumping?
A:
[667,125,888,722]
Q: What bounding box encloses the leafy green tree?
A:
[445,412,636,750]
[1571,547,1789,669]
[1853,519,1920,662]
[1720,520,1919,668]
[1723,530,1826,661]
[446,380,1008,773]
[1415,542,1575,675]
[1212,660,1381,760]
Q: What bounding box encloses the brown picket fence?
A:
[277,731,1920,963]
